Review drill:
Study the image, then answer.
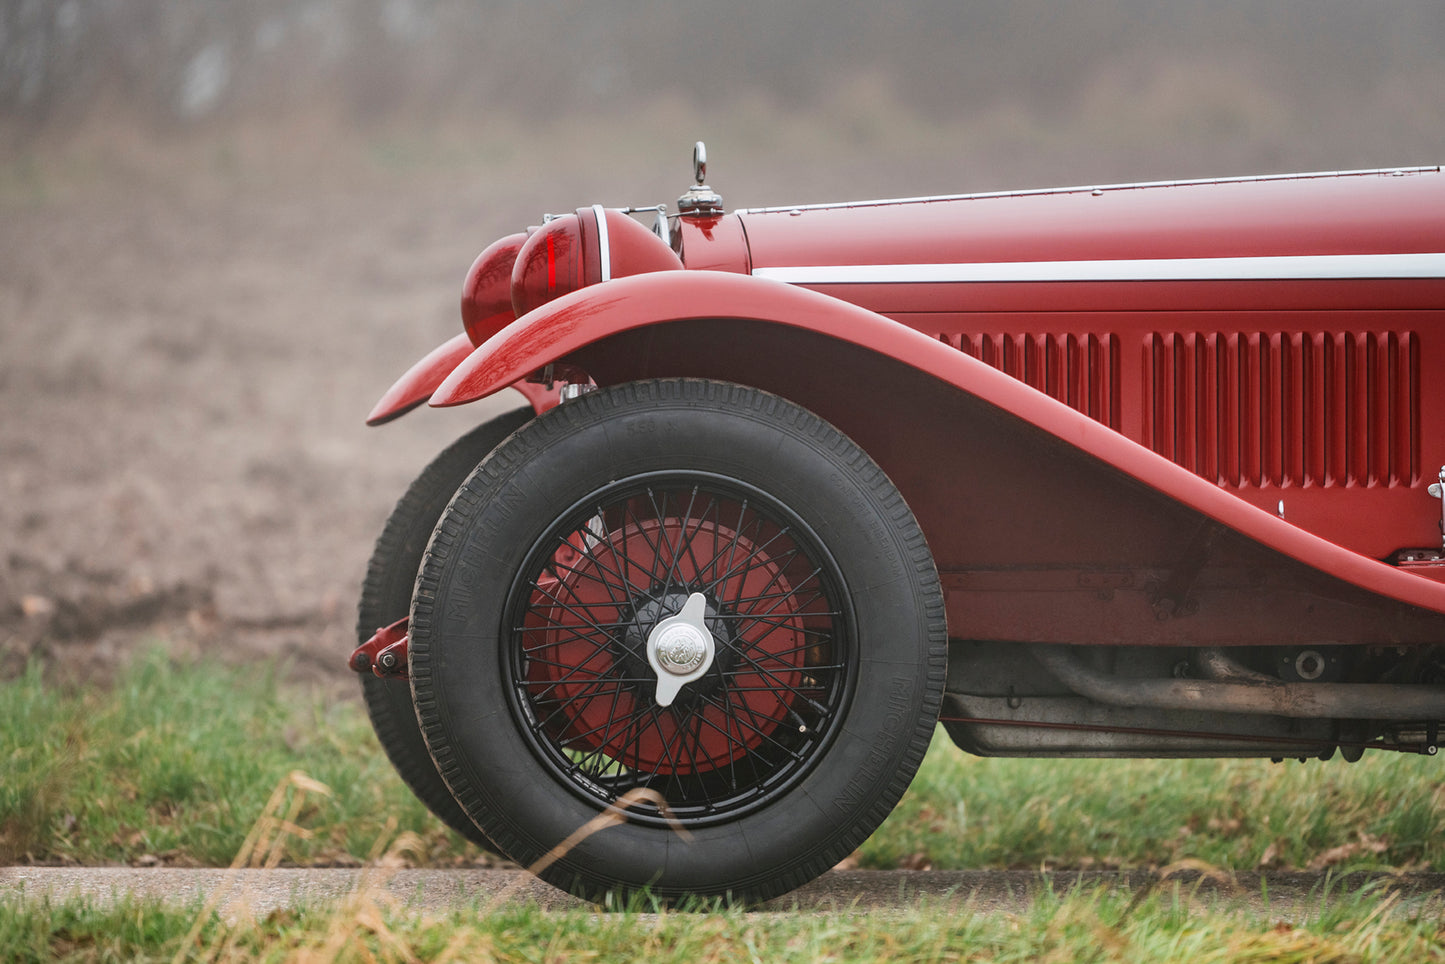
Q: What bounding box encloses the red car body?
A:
[356,152,1445,902]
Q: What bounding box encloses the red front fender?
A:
[431,271,920,407]
[429,269,1445,616]
[367,331,559,426]
[368,333,475,426]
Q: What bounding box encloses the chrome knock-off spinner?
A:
[646,592,716,707]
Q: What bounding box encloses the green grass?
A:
[3,880,1443,963]
[4,652,1444,960]
[860,733,1445,874]
[3,651,1444,874]
[0,652,476,868]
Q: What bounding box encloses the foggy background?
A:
[2,0,1443,682]
[4,0,1444,197]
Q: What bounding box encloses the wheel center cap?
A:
[645,592,716,707]
[655,623,708,675]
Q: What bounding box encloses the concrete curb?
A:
[5,867,1443,917]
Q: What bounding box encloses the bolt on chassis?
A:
[351,144,1445,903]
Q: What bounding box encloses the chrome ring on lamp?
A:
[591,204,611,282]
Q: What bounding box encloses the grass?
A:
[3,877,1444,963]
[0,652,477,868]
[860,733,1445,875]
[4,650,1444,874]
[4,651,1444,960]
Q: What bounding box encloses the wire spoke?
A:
[520,621,647,666]
[555,697,641,758]
[530,673,629,736]
[523,579,620,637]
[518,620,621,650]
[630,492,672,587]
[677,494,725,589]
[691,690,810,761]
[523,659,654,685]
[510,478,851,824]
[729,579,828,649]
[712,611,839,641]
[701,531,799,603]
[655,486,698,589]
[556,532,637,604]
[725,648,836,717]
[710,672,750,794]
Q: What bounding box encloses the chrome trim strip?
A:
[592,204,611,282]
[738,167,1442,215]
[753,253,1445,285]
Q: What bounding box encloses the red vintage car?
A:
[351,144,1445,903]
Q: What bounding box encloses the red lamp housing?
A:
[461,232,527,347]
[511,206,683,318]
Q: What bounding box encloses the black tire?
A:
[410,380,946,902]
[356,405,533,847]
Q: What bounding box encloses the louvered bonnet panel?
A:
[1146,332,1419,488]
[943,332,1122,431]
[941,329,1420,489]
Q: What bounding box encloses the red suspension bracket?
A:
[348,617,410,679]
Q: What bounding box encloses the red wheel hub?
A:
[523,518,807,775]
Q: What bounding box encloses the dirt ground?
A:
[0,134,567,692]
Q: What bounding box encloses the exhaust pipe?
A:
[1030,645,1445,721]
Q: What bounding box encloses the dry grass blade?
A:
[177,794,482,962]
[171,770,333,964]
[528,787,692,879]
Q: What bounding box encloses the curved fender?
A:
[367,332,558,426]
[368,332,476,426]
[431,269,1445,616]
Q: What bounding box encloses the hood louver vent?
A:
[944,332,1121,431]
[1146,331,1419,488]
[942,328,1420,489]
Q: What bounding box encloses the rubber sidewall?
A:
[410,380,945,901]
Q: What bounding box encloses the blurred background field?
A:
[5,0,1445,195]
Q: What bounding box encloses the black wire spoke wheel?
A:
[508,476,851,826]
[409,380,946,903]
